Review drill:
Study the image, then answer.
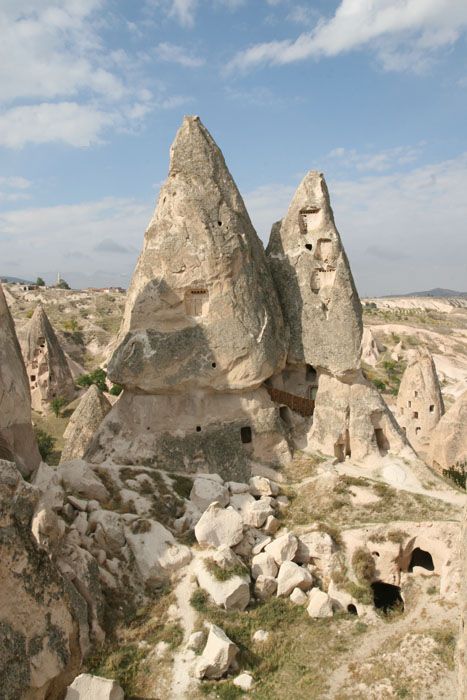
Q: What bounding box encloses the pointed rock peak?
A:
[169,115,225,176]
[61,384,111,463]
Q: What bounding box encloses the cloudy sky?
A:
[1,0,466,295]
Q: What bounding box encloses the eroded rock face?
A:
[266,171,362,376]
[109,116,286,394]
[22,305,76,412]
[61,386,111,463]
[0,283,40,476]
[396,349,445,453]
[361,327,382,367]
[428,389,467,473]
[308,372,410,462]
[0,460,82,698]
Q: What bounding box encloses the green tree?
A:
[76,368,107,393]
[109,383,123,396]
[35,428,56,461]
[56,278,71,289]
[36,276,45,287]
[51,397,66,417]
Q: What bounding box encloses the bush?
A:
[442,462,466,490]
[204,558,248,582]
[372,378,386,392]
[109,383,123,396]
[77,368,107,393]
[51,397,66,417]
[35,428,56,460]
[56,278,70,289]
[36,277,45,286]
[351,547,376,583]
[190,588,209,612]
[63,318,79,332]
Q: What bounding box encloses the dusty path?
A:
[170,561,199,699]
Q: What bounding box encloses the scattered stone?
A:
[290,587,309,605]
[195,503,244,548]
[188,631,205,652]
[243,496,274,528]
[252,629,270,643]
[249,475,277,497]
[264,533,298,565]
[31,507,65,552]
[68,495,88,511]
[196,555,250,611]
[251,552,278,580]
[190,476,229,512]
[263,514,280,535]
[59,460,109,503]
[251,535,272,555]
[254,575,277,601]
[125,519,191,583]
[195,624,238,680]
[229,492,256,518]
[227,481,250,494]
[233,673,254,691]
[275,495,290,510]
[276,561,313,597]
[65,673,124,699]
[306,588,333,618]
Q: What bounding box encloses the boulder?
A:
[290,587,308,605]
[227,481,250,494]
[233,673,254,691]
[61,385,111,463]
[195,503,244,548]
[88,510,125,557]
[125,519,191,583]
[188,631,206,652]
[195,624,238,680]
[249,475,278,497]
[196,559,250,612]
[254,575,277,601]
[243,496,274,528]
[59,460,109,503]
[252,629,270,643]
[251,552,278,580]
[263,514,280,535]
[32,462,65,511]
[276,561,313,597]
[31,507,66,552]
[190,476,229,512]
[264,533,298,565]
[229,492,256,517]
[306,588,333,618]
[295,530,334,570]
[65,673,124,699]
[0,282,40,475]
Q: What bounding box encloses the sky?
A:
[0,0,466,296]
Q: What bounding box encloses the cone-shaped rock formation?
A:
[428,389,466,474]
[361,327,382,367]
[22,305,76,412]
[89,117,291,478]
[0,283,40,475]
[109,115,287,393]
[266,171,362,376]
[396,349,444,453]
[61,385,111,463]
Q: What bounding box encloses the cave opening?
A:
[371,581,404,613]
[408,547,434,573]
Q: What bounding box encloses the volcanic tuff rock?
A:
[22,305,76,412]
[0,460,83,698]
[428,389,467,473]
[396,349,445,453]
[0,282,40,475]
[266,171,362,376]
[109,115,287,393]
[308,372,410,462]
[361,327,382,367]
[61,385,111,463]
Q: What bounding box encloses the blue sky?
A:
[1,0,466,295]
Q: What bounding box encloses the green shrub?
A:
[50,397,66,417]
[35,428,56,460]
[351,547,376,583]
[77,368,107,392]
[190,588,209,612]
[442,462,466,490]
[36,277,45,286]
[109,383,123,396]
[372,378,386,392]
[63,318,79,332]
[204,558,248,582]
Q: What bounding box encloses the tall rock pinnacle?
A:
[0,283,40,475]
[109,116,287,393]
[267,171,362,376]
[22,305,76,412]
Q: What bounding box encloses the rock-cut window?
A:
[185,289,209,316]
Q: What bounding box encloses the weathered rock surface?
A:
[397,349,445,453]
[195,624,238,679]
[264,532,298,565]
[109,116,286,393]
[307,588,333,618]
[361,327,382,367]
[308,372,410,462]
[251,552,278,580]
[125,519,191,583]
[0,282,40,475]
[21,304,76,412]
[254,575,277,600]
[65,673,124,699]
[190,475,229,512]
[276,560,313,597]
[195,502,244,548]
[195,557,250,611]
[61,385,111,463]
[59,460,109,503]
[0,460,83,698]
[266,171,362,375]
[428,389,467,473]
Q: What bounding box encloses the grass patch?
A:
[170,474,194,500]
[204,558,248,582]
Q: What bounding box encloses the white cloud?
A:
[155,42,205,67]
[227,0,467,73]
[327,145,423,173]
[0,176,32,202]
[169,0,197,28]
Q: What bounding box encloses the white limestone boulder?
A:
[194,502,243,548]
[125,519,191,583]
[307,588,333,618]
[276,561,313,597]
[233,673,254,691]
[88,510,125,557]
[195,552,250,611]
[65,673,124,699]
[243,497,274,528]
[195,624,238,680]
[251,552,278,580]
[249,475,278,497]
[229,492,256,518]
[290,588,308,605]
[254,575,277,601]
[264,533,298,565]
[59,460,109,503]
[190,476,229,512]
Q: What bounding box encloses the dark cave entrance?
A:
[408,547,434,573]
[347,604,358,615]
[371,581,404,613]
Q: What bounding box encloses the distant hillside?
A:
[0,275,34,284]
[390,288,467,298]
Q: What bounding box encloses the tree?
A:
[76,368,107,393]
[51,397,66,417]
[35,428,56,461]
[36,277,45,287]
[56,278,70,290]
[109,383,123,396]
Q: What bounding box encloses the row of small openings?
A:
[404,403,434,413]
[192,425,253,444]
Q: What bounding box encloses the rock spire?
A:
[428,389,466,474]
[61,385,111,463]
